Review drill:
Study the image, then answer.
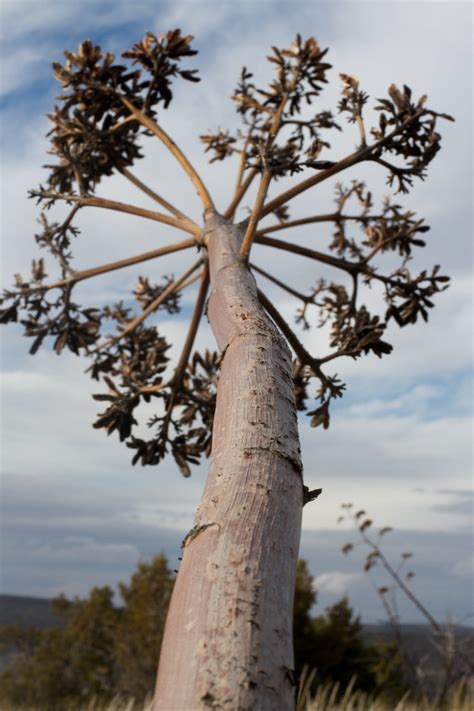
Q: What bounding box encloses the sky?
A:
[0,0,472,625]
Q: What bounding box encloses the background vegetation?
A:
[0,555,404,708]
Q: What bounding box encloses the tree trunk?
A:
[154,212,303,710]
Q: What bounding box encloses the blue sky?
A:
[0,0,472,624]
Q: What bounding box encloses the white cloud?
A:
[35,536,140,565]
[451,554,474,579]
[300,380,472,532]
[314,570,364,595]
[0,3,116,96]
[347,384,442,418]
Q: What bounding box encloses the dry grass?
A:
[1,680,472,711]
[297,671,473,711]
[0,699,153,711]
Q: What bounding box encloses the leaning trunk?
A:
[154,212,303,710]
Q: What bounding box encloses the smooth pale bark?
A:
[154,212,303,710]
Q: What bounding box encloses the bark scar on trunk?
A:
[219,329,279,368]
[182,522,221,548]
[243,445,303,476]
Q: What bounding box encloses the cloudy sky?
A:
[1,0,472,625]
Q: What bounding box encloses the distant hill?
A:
[0,594,62,629]
[1,593,473,639]
[363,621,474,641]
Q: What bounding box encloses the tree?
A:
[0,587,119,706]
[0,555,174,707]
[293,560,403,698]
[0,29,452,709]
[115,554,174,699]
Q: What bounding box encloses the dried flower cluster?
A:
[48,30,199,194]
[89,322,217,476]
[203,35,452,191]
[203,36,340,179]
[1,31,452,475]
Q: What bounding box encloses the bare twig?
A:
[317,348,360,365]
[360,528,442,633]
[370,155,418,176]
[363,230,416,264]
[107,114,137,132]
[50,203,82,276]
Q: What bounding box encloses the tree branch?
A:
[254,234,359,274]
[261,151,364,218]
[255,233,407,294]
[370,155,417,176]
[234,124,256,193]
[257,289,317,371]
[261,111,423,218]
[119,95,215,212]
[172,264,210,389]
[258,288,343,397]
[257,213,339,235]
[250,263,310,304]
[356,114,367,148]
[317,348,360,365]
[224,168,258,220]
[97,257,203,350]
[32,190,201,237]
[255,212,386,236]
[239,171,272,259]
[254,269,362,367]
[234,152,248,193]
[139,266,209,396]
[119,167,196,224]
[20,238,196,296]
[363,230,415,264]
[238,90,292,258]
[142,266,210,435]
